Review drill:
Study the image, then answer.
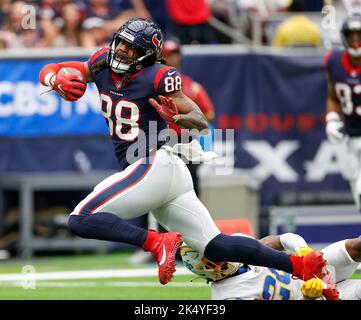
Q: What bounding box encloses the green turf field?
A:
[0,251,211,300]
[0,251,359,300]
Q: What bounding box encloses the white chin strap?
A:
[348,47,361,58]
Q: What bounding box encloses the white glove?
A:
[325,112,345,144]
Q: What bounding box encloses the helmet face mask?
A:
[180,243,241,282]
[107,18,163,75]
[109,37,144,73]
[341,14,361,58]
[346,31,361,49]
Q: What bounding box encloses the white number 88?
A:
[164,76,182,93]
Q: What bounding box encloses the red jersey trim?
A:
[78,161,142,216]
[341,51,361,75]
[323,50,333,70]
[89,156,154,215]
[154,66,173,93]
[89,47,109,68]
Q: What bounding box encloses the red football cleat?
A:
[290,251,326,281]
[142,230,183,285]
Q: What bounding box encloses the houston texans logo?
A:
[152,34,161,48]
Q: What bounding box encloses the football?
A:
[57,67,87,101]
[57,67,86,84]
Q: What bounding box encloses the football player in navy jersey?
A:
[325,13,361,211]
[40,18,327,285]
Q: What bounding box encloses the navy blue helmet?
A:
[107,18,164,74]
[341,13,361,57]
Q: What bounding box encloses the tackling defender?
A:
[39,18,326,285]
[325,13,361,210]
[181,233,361,300]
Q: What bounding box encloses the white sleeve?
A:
[279,233,308,253]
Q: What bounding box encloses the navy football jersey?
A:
[325,49,361,136]
[88,47,182,169]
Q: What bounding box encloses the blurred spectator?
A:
[342,0,361,16]
[52,2,85,47]
[78,0,136,35]
[238,0,290,44]
[208,0,234,43]
[162,39,215,195]
[0,0,12,29]
[239,0,290,20]
[166,0,215,44]
[272,0,322,47]
[4,1,29,35]
[39,0,134,48]
[1,1,43,48]
[131,0,172,38]
[130,0,152,19]
[80,17,110,48]
[0,31,16,49]
[39,0,73,47]
[78,0,136,48]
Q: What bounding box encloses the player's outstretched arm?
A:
[39,61,92,101]
[258,235,284,250]
[260,233,313,256]
[149,91,208,132]
[325,73,345,143]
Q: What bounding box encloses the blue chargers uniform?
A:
[88,47,182,169]
[325,49,361,136]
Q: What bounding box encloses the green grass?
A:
[0,287,209,300]
[0,252,359,300]
[0,251,135,273]
[0,276,211,300]
[0,251,211,300]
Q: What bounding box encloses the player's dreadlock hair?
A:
[90,56,109,75]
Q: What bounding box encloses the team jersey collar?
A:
[341,51,361,76]
[111,69,144,90]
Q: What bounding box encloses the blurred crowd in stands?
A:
[0,0,358,49]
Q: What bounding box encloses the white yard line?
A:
[0,266,359,284]
[0,267,193,282]
[0,281,208,288]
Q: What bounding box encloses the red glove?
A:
[39,62,87,102]
[149,95,179,122]
[290,251,326,280]
[51,72,86,102]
